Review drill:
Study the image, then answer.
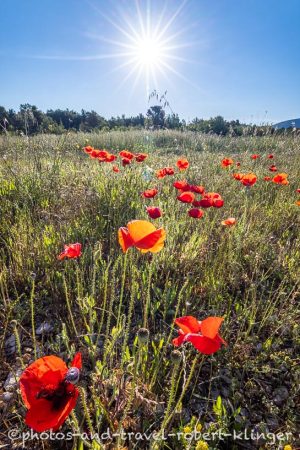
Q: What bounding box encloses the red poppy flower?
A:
[120,150,134,160]
[190,185,205,194]
[89,148,102,159]
[142,188,158,198]
[192,200,203,207]
[113,165,120,173]
[251,154,260,159]
[118,220,166,253]
[97,150,110,162]
[173,316,226,355]
[296,200,300,206]
[236,162,241,167]
[188,208,204,219]
[58,243,82,260]
[240,173,257,187]
[173,180,190,190]
[105,153,117,163]
[122,157,131,166]
[233,173,244,181]
[221,217,236,226]
[296,188,300,193]
[269,164,277,172]
[264,176,271,181]
[200,192,224,208]
[135,153,148,162]
[267,154,274,159]
[156,168,167,179]
[20,353,82,432]
[221,158,234,167]
[176,158,189,171]
[272,173,289,185]
[83,145,93,154]
[146,206,162,219]
[165,167,175,175]
[177,191,195,203]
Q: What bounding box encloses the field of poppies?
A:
[0,130,299,450]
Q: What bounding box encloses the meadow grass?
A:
[0,130,299,449]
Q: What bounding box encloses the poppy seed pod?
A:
[171,350,182,364]
[137,328,149,343]
[65,367,80,384]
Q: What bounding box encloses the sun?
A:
[134,37,164,67]
[85,0,193,96]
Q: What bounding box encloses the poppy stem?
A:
[63,275,78,337]
[29,280,37,360]
[116,251,128,328]
[143,257,154,328]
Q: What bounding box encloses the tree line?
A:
[0,103,290,136]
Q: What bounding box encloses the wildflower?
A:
[269,164,277,172]
[192,200,203,207]
[173,316,226,354]
[196,441,209,450]
[58,243,81,260]
[83,145,93,154]
[165,167,175,175]
[135,153,148,162]
[146,206,162,219]
[221,217,236,226]
[118,220,166,253]
[176,158,189,171]
[188,208,204,219]
[221,158,234,167]
[19,353,82,432]
[156,168,167,179]
[283,445,293,450]
[236,162,241,167]
[119,150,134,160]
[240,173,257,187]
[104,153,116,163]
[272,173,289,185]
[177,192,195,203]
[264,176,271,181]
[190,185,205,194]
[122,157,131,166]
[173,180,190,191]
[183,426,192,434]
[233,173,244,181]
[142,188,158,198]
[200,192,224,208]
[296,188,300,193]
[113,166,120,173]
[296,200,300,206]
[251,154,260,159]
[267,154,274,159]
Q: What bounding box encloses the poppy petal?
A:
[135,228,165,251]
[174,316,201,334]
[71,352,82,369]
[118,227,134,253]
[127,220,156,243]
[185,334,222,355]
[200,317,223,339]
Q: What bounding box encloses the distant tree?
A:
[146,105,165,129]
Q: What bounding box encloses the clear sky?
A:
[0,0,299,124]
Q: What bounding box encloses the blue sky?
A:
[0,0,299,123]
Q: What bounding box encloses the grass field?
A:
[0,130,299,450]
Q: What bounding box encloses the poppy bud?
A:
[10,320,18,328]
[65,367,80,384]
[137,328,149,343]
[171,349,182,364]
